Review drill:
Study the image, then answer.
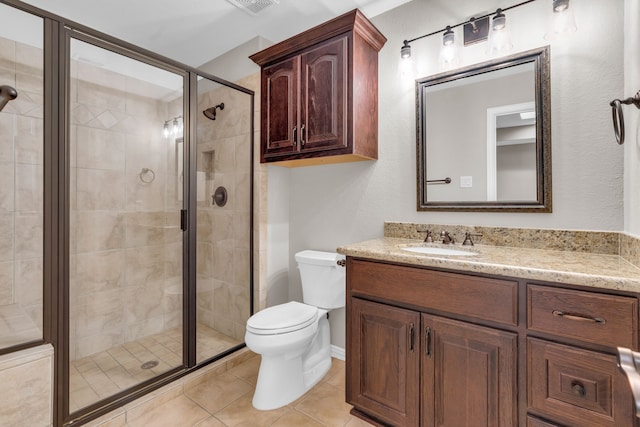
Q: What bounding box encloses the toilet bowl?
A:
[245,250,346,410]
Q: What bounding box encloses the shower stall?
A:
[0,1,254,425]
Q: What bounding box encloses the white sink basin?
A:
[401,246,478,256]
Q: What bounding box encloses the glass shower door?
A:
[0,3,44,352]
[195,75,252,363]
[68,36,185,412]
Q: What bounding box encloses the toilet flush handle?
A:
[336,259,346,267]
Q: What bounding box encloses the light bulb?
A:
[545,0,577,40]
[439,26,459,69]
[487,9,513,54]
[172,118,179,135]
[400,40,411,60]
[163,122,169,138]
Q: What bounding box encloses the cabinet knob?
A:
[571,381,586,397]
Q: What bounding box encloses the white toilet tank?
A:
[295,250,346,309]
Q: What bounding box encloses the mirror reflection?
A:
[416,47,551,212]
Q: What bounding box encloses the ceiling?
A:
[18,0,412,67]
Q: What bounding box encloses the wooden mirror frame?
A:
[416,46,551,212]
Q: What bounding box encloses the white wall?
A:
[197,36,272,82]
[273,0,626,349]
[625,0,640,236]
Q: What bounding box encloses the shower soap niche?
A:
[199,149,215,176]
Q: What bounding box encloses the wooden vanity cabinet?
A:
[346,258,640,427]
[250,9,386,167]
[347,259,518,427]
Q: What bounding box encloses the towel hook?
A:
[610,90,640,145]
[139,168,155,184]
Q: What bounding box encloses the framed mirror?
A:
[416,46,551,212]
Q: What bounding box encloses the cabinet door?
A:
[422,314,518,427]
[262,56,299,159]
[348,298,420,427]
[299,36,348,153]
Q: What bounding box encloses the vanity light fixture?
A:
[439,26,460,69]
[545,0,577,40]
[400,40,411,59]
[463,16,490,46]
[163,115,183,139]
[487,8,513,54]
[399,0,577,67]
[163,121,170,138]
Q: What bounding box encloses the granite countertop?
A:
[337,237,640,293]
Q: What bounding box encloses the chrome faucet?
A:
[462,232,483,246]
[417,229,433,243]
[440,230,455,244]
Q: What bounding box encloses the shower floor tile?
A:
[70,323,241,412]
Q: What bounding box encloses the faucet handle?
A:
[417,229,433,243]
[462,232,483,246]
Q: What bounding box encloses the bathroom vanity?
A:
[340,235,640,427]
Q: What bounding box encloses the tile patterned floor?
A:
[123,355,373,427]
[70,324,241,412]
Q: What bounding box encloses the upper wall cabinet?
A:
[250,9,386,167]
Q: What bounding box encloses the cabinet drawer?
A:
[349,260,518,326]
[528,338,634,427]
[526,416,560,427]
[527,284,638,348]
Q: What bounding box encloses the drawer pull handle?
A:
[552,310,606,325]
[292,126,297,146]
[571,381,587,397]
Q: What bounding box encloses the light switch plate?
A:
[460,176,473,188]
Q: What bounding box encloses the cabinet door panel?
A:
[422,314,517,427]
[348,298,420,427]
[300,36,347,152]
[262,57,299,159]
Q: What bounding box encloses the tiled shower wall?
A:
[0,35,44,345]
[68,59,183,360]
[196,77,253,342]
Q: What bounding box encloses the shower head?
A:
[203,102,225,120]
[0,85,17,113]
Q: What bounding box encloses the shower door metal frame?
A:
[0,1,255,426]
[58,27,192,426]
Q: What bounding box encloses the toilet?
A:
[245,250,346,410]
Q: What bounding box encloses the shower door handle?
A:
[180,209,187,231]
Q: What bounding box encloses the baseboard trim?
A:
[331,345,345,361]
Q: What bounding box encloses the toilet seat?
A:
[247,301,318,335]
